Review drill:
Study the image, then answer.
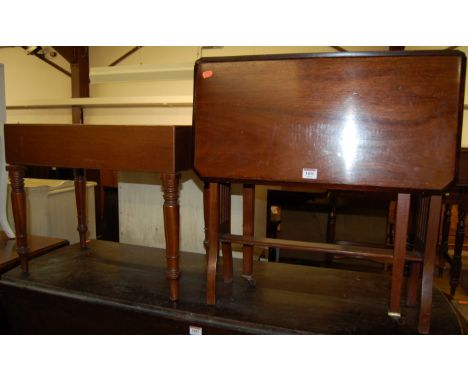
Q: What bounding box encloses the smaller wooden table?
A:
[5,123,192,301]
[0,231,68,274]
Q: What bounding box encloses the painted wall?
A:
[1,47,71,123]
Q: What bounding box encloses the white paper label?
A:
[302,168,318,179]
[189,325,203,335]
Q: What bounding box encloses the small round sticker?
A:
[202,70,213,79]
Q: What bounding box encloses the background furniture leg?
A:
[407,196,430,306]
[324,198,336,265]
[203,182,209,256]
[450,202,466,296]
[418,195,442,334]
[7,165,28,273]
[242,184,255,281]
[161,173,181,302]
[407,263,421,306]
[74,168,88,249]
[437,201,452,276]
[207,182,220,305]
[389,193,410,317]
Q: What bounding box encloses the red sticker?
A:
[202,70,213,79]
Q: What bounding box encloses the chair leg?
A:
[242,184,255,282]
[389,193,410,317]
[207,182,220,305]
[7,165,29,273]
[418,195,442,334]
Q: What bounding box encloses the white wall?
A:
[1,47,71,123]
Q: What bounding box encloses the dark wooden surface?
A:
[194,51,465,191]
[5,124,192,173]
[0,232,68,274]
[0,240,462,334]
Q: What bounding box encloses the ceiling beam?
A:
[109,46,142,66]
[54,47,79,64]
[21,47,71,77]
[54,47,89,123]
[331,46,347,52]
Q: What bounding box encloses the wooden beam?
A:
[53,47,78,64]
[331,46,347,52]
[62,47,89,123]
[6,96,193,109]
[389,46,405,51]
[21,47,71,77]
[109,47,142,66]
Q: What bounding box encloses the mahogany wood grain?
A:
[5,124,192,173]
[194,51,465,191]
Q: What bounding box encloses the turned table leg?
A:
[389,193,410,318]
[7,165,29,273]
[74,169,88,249]
[161,173,181,302]
[418,195,442,334]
